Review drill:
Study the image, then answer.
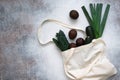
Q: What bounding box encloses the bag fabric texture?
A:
[38,19,117,80]
[62,38,117,80]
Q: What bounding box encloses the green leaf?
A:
[90,4,98,38]
[82,6,93,26]
[96,4,103,37]
[100,4,110,36]
[95,4,100,35]
[98,4,103,32]
[90,4,96,22]
[82,4,110,38]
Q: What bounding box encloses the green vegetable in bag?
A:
[53,30,69,51]
[82,4,110,39]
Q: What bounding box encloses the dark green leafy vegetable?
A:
[82,4,110,39]
[53,30,69,51]
[53,38,63,51]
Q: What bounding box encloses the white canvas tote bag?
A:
[38,19,117,80]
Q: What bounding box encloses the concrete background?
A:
[0,0,120,80]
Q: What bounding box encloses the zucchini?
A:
[86,26,95,39]
[85,36,92,44]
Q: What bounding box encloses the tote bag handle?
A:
[38,19,86,44]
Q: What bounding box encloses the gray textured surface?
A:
[0,0,120,80]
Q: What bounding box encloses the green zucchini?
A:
[86,26,95,39]
[85,36,92,44]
